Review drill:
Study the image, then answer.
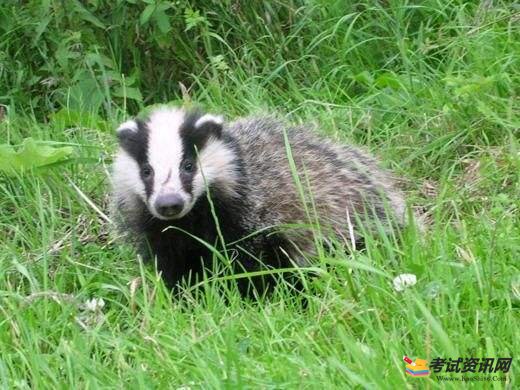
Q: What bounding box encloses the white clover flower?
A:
[83,297,105,312]
[393,273,417,292]
[76,297,106,330]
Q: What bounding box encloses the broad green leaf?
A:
[154,10,172,34]
[352,70,373,86]
[375,72,403,90]
[72,1,106,29]
[0,138,74,175]
[140,4,156,25]
[113,86,143,102]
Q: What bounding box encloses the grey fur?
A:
[222,115,407,263]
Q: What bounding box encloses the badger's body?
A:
[111,107,407,295]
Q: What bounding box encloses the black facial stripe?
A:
[180,168,195,194]
[117,119,154,198]
[118,120,147,164]
[179,144,197,195]
[179,110,223,194]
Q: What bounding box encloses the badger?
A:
[111,106,408,296]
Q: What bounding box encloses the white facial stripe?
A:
[112,149,146,202]
[146,108,189,216]
[192,138,239,199]
[195,114,223,128]
[117,120,138,133]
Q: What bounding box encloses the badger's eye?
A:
[182,161,194,173]
[141,165,153,178]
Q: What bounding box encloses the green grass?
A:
[0,0,519,388]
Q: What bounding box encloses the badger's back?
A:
[228,116,406,255]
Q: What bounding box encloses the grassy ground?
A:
[0,1,519,388]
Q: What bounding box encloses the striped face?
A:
[113,107,239,220]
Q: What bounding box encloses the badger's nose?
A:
[154,193,184,218]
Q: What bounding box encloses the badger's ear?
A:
[181,112,224,151]
[194,114,223,139]
[116,120,139,144]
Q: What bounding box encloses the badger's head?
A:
[112,107,240,220]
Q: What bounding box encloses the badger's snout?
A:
[154,193,185,219]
